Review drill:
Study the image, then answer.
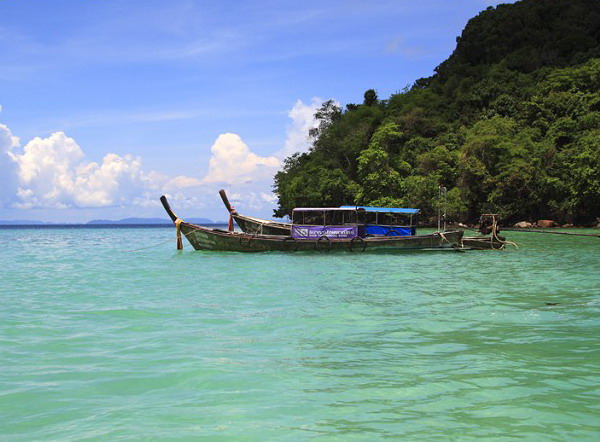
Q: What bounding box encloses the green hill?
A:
[273,0,600,225]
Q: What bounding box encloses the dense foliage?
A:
[273,0,600,224]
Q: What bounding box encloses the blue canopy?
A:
[293,207,357,211]
[340,205,420,214]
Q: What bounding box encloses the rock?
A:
[537,219,558,228]
[562,223,574,228]
[514,221,532,228]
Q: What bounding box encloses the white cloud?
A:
[6,131,204,210]
[0,123,20,207]
[202,133,280,185]
[221,189,279,214]
[0,96,327,218]
[0,123,19,153]
[1,125,281,215]
[9,132,142,208]
[164,175,203,191]
[278,98,323,159]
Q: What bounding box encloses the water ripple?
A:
[0,227,598,439]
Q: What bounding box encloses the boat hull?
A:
[179,222,464,252]
[461,236,506,250]
[233,214,291,235]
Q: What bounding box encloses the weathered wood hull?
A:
[221,192,509,251]
[178,222,464,252]
[236,216,508,250]
[233,214,291,236]
[461,236,506,250]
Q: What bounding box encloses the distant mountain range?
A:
[86,217,177,225]
[87,217,220,225]
[0,217,226,226]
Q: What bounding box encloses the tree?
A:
[363,89,378,107]
[272,0,600,223]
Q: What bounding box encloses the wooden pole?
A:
[160,195,183,250]
[219,189,236,232]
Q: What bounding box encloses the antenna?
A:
[438,185,447,232]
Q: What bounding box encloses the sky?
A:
[0,0,516,223]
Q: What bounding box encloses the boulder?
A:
[514,221,532,228]
[537,219,558,228]
[562,223,574,228]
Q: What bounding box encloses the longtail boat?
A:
[218,190,421,237]
[161,195,464,252]
[460,214,511,250]
[218,189,290,235]
[218,189,508,250]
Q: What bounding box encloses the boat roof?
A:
[340,205,421,214]
[293,207,357,212]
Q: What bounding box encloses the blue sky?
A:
[0,0,515,222]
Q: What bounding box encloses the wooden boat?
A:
[219,189,291,235]
[461,236,507,250]
[161,195,464,252]
[460,214,510,250]
[219,190,421,237]
[217,191,510,251]
[340,205,419,236]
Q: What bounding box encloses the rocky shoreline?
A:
[426,218,600,229]
[512,219,600,228]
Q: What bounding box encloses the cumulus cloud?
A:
[203,99,325,212]
[202,133,280,185]
[1,126,282,213]
[0,96,327,218]
[278,98,323,159]
[0,123,20,207]
[163,175,203,191]
[9,132,141,208]
[4,131,201,210]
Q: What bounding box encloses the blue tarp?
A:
[365,225,415,236]
[340,205,420,214]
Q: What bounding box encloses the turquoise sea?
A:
[1,226,599,440]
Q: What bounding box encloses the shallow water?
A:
[1,227,599,440]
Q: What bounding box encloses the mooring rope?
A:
[436,231,450,245]
[124,221,201,253]
[122,237,179,253]
[503,228,600,238]
[491,219,518,250]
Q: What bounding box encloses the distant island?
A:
[0,217,227,226]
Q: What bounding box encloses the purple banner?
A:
[292,225,357,239]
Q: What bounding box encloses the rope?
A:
[228,206,235,232]
[436,231,450,245]
[503,228,600,238]
[175,218,183,250]
[491,217,518,249]
[122,237,176,253]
